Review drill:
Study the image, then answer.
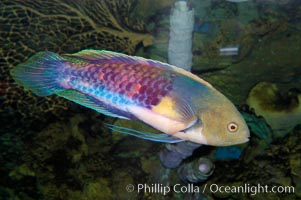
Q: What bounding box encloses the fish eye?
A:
[227,122,238,133]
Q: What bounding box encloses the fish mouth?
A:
[239,133,250,144]
[230,136,250,146]
[219,138,249,146]
[243,137,250,143]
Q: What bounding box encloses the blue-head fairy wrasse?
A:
[11,50,249,146]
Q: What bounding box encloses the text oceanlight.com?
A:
[125,183,295,196]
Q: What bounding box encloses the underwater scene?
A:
[1,0,301,199]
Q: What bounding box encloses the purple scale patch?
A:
[138,95,145,102]
[151,98,160,105]
[73,59,176,109]
[105,68,112,73]
[153,80,162,89]
[146,87,153,95]
[103,73,110,81]
[119,89,125,95]
[132,93,139,100]
[145,98,152,106]
[125,83,133,90]
[120,82,127,90]
[160,91,167,96]
[152,91,161,99]
[139,85,147,94]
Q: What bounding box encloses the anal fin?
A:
[106,124,183,143]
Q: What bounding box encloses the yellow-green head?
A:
[198,96,250,146]
[174,88,250,146]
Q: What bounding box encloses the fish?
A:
[10,49,249,146]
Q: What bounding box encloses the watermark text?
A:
[125,183,295,196]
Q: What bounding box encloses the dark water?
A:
[1,0,301,199]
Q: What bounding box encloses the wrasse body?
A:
[11,50,249,146]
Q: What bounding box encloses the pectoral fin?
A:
[127,95,198,134]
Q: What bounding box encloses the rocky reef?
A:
[247,82,301,137]
[203,126,301,199]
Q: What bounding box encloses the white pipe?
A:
[168,1,194,71]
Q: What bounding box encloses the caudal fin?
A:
[10,51,66,96]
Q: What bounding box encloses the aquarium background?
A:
[1,0,301,199]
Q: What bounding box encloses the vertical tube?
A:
[168,1,194,71]
[160,1,201,170]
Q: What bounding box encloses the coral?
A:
[0,0,152,56]
[2,112,127,199]
[38,184,62,200]
[111,171,137,200]
[290,153,301,179]
[29,115,87,165]
[9,164,35,180]
[177,157,214,183]
[68,178,113,200]
[84,179,112,200]
[135,0,176,19]
[141,156,160,175]
[190,1,301,106]
[111,119,160,143]
[242,112,272,141]
[288,132,301,198]
[39,179,113,200]
[0,0,153,127]
[247,82,301,137]
[1,114,114,199]
[159,142,201,168]
[214,147,242,160]
[202,126,301,199]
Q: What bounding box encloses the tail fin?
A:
[10,51,66,96]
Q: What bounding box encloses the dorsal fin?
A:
[64,49,213,88]
[63,49,136,63]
